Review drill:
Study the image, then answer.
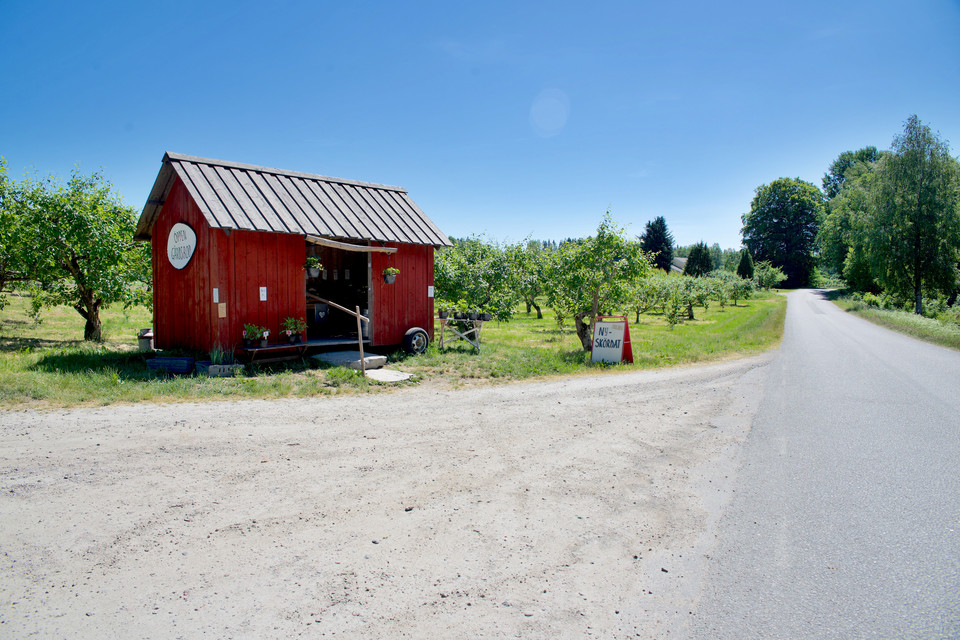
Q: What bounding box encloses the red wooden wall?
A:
[370,243,435,345]
[151,176,306,353]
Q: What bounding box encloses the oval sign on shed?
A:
[167,222,197,270]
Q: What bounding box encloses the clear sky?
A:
[2,0,959,249]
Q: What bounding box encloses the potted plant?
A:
[437,302,450,319]
[304,256,323,278]
[382,266,400,284]
[260,329,270,348]
[281,316,307,343]
[206,345,244,377]
[453,299,469,320]
[243,323,264,347]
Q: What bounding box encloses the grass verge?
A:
[828,293,960,351]
[0,291,786,409]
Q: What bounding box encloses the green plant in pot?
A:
[282,316,307,343]
[382,266,400,284]
[207,345,243,377]
[242,323,265,347]
[304,256,323,277]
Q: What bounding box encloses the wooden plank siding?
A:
[152,175,306,353]
[370,243,435,345]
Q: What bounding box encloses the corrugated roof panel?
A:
[271,174,327,236]
[286,177,342,237]
[330,182,381,240]
[181,162,241,230]
[354,187,412,244]
[228,167,290,233]
[214,166,271,232]
[365,189,419,244]
[137,153,451,246]
[245,171,303,234]
[397,193,449,246]
[254,172,310,235]
[195,162,255,230]
[382,190,442,246]
[309,181,366,239]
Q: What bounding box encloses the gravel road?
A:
[0,355,771,639]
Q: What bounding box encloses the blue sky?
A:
[2,0,959,249]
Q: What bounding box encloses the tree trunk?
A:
[76,294,104,342]
[574,312,592,351]
[913,211,923,315]
[526,300,532,314]
[532,300,542,319]
[687,302,695,320]
[84,314,103,342]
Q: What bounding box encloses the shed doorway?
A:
[305,242,371,344]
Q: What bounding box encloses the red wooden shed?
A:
[135,152,451,355]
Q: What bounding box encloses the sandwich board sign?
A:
[591,315,633,364]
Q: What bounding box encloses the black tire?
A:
[402,327,430,354]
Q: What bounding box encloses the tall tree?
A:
[868,115,960,314]
[818,159,881,279]
[20,169,151,341]
[682,241,712,277]
[736,249,754,279]
[741,177,824,288]
[822,146,882,199]
[640,216,674,272]
[708,243,723,271]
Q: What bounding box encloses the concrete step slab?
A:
[312,350,387,370]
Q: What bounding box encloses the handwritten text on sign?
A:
[591,319,626,364]
[167,222,197,270]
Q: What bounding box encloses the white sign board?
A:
[166,222,196,270]
[591,318,628,364]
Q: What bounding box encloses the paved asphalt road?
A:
[692,290,960,639]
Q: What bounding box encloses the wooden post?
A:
[355,305,366,377]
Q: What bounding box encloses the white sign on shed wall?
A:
[166,222,197,270]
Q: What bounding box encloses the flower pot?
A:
[480,313,493,321]
[243,338,254,348]
[260,339,268,348]
[438,310,449,319]
[208,364,244,377]
[453,312,467,320]
[306,268,320,278]
[383,274,397,284]
[468,312,479,320]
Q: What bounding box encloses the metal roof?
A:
[135,152,451,247]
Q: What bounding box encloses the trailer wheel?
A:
[402,327,430,354]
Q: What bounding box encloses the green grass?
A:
[829,293,960,351]
[0,290,786,408]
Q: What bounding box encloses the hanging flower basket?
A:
[383,267,400,284]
